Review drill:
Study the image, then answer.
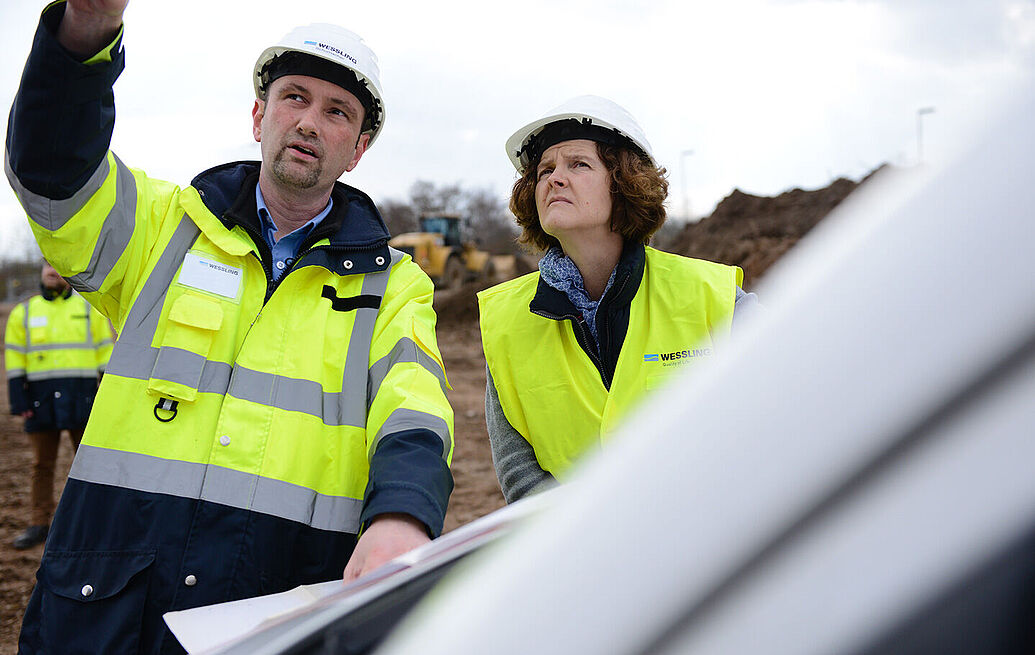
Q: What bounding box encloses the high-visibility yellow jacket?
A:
[479,245,740,478]
[6,5,453,652]
[4,288,112,430]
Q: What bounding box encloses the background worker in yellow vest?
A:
[4,261,112,549]
[479,96,758,503]
[7,1,453,652]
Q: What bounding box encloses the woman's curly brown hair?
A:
[509,142,669,252]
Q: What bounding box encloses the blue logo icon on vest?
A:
[643,354,659,362]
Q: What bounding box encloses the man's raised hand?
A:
[59,0,128,57]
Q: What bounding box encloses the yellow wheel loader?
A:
[389,213,495,288]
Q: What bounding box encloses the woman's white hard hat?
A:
[505,95,656,173]
[253,23,387,147]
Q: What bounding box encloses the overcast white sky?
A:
[1,0,1033,256]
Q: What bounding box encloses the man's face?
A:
[252,75,370,195]
[40,262,68,291]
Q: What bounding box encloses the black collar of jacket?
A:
[528,240,646,389]
[40,284,73,301]
[189,161,392,277]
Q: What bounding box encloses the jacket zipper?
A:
[231,219,276,303]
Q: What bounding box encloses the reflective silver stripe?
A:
[203,464,363,533]
[228,365,377,427]
[5,344,26,353]
[5,148,113,231]
[227,365,365,426]
[152,345,208,389]
[70,445,363,533]
[373,408,452,460]
[108,341,233,392]
[83,297,93,343]
[105,216,199,377]
[25,342,99,352]
[368,337,448,407]
[68,154,139,294]
[26,368,99,381]
[337,250,396,423]
[7,368,26,378]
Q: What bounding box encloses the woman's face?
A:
[534,139,613,243]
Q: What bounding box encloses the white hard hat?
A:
[254,23,386,147]
[505,95,656,173]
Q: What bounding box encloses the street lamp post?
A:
[917,107,935,165]
[680,149,695,220]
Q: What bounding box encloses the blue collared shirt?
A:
[255,184,333,281]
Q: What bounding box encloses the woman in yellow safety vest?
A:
[478,96,757,502]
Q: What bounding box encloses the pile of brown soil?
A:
[666,165,888,288]
[433,282,489,326]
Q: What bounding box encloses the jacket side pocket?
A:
[35,549,156,654]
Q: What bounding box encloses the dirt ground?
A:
[0,303,504,653]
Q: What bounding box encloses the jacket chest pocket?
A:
[148,293,224,403]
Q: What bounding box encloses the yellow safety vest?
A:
[479,247,740,477]
[16,152,453,535]
[4,291,112,381]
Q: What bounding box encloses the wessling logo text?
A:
[643,348,712,364]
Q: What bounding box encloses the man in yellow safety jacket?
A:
[6,2,454,653]
[4,261,112,550]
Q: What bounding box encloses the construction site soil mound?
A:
[0,169,884,649]
[666,167,886,288]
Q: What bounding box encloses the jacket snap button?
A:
[342,260,354,270]
[184,574,197,586]
[219,435,230,446]
[275,260,286,270]
[375,256,385,266]
[54,391,62,399]
[81,584,93,597]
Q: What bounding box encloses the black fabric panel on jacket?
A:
[22,377,99,432]
[6,3,125,200]
[321,286,382,312]
[7,375,29,416]
[193,162,261,227]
